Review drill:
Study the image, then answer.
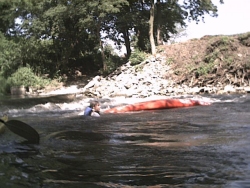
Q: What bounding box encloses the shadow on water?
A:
[0,94,250,187]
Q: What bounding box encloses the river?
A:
[0,94,249,188]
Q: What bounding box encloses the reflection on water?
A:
[0,94,250,187]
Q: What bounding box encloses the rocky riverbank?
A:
[79,56,250,99]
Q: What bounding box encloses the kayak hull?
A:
[104,99,210,113]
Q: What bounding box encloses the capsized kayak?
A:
[104,99,211,113]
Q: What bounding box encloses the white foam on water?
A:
[3,94,250,117]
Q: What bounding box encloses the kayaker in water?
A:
[84,100,101,117]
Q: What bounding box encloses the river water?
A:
[0,94,249,188]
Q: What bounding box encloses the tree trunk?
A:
[149,0,156,55]
[122,28,131,58]
[156,0,163,45]
[99,39,106,71]
[97,22,106,71]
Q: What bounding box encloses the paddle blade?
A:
[0,121,6,134]
[5,120,40,144]
[0,115,8,134]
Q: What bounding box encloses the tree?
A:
[182,0,224,22]
[156,0,162,45]
[0,0,20,34]
[82,0,128,71]
[0,32,21,78]
[110,0,223,56]
[155,0,186,45]
[16,0,103,75]
[0,0,225,79]
[149,0,156,55]
[168,23,187,44]
[151,0,224,54]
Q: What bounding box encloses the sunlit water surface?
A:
[0,94,250,188]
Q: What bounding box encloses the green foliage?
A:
[205,37,236,64]
[0,33,22,78]
[0,77,8,94]
[101,57,122,75]
[214,36,234,49]
[20,37,60,77]
[6,67,50,88]
[238,32,250,47]
[0,0,19,33]
[225,56,234,66]
[0,0,222,79]
[221,36,231,44]
[165,58,174,65]
[204,50,219,64]
[99,45,126,75]
[196,62,215,75]
[129,49,147,66]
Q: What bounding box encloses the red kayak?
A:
[104,99,210,113]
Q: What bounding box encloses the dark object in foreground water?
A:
[0,119,39,144]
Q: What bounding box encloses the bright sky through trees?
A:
[181,0,250,41]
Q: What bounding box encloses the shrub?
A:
[238,32,250,47]
[0,77,8,94]
[129,49,146,66]
[101,55,126,75]
[196,62,215,75]
[7,67,50,89]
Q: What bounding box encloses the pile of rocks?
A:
[80,55,250,98]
